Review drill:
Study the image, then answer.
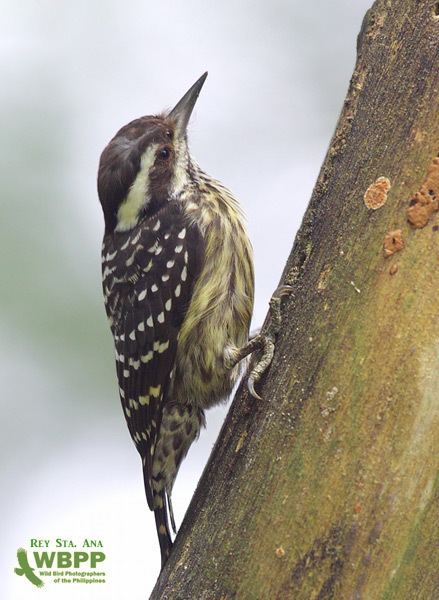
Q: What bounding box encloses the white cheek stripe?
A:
[116,144,158,232]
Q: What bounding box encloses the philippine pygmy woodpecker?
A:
[98,73,285,566]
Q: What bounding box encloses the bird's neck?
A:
[178,162,245,239]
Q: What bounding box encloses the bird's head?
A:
[98,72,207,234]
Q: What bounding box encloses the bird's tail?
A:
[153,489,173,568]
[142,460,173,567]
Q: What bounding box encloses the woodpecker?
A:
[98,73,286,567]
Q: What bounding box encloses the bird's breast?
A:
[173,185,254,408]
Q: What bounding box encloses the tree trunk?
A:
[151,2,439,598]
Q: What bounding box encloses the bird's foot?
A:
[225,285,292,400]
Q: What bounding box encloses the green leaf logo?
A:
[14,548,44,588]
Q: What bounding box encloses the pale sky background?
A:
[1,1,372,598]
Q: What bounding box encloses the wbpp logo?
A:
[14,539,106,587]
[14,548,44,588]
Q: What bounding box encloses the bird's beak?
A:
[168,72,208,137]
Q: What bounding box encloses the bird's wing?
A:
[102,201,204,509]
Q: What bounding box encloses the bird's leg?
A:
[225,285,292,399]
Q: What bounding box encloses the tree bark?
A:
[151,2,439,598]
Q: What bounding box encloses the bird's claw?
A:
[246,284,293,399]
[247,376,262,401]
[273,284,294,299]
[246,335,275,399]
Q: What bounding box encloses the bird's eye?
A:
[159,147,170,160]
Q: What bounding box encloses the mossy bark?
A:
[150,2,439,598]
